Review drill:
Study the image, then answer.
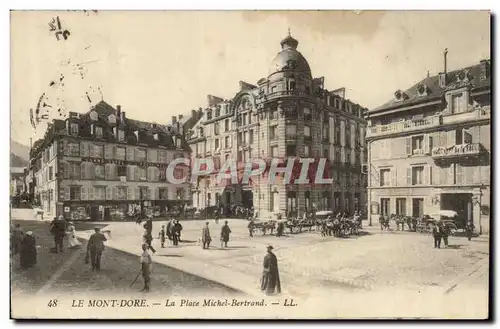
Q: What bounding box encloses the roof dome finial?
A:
[280,30,298,50]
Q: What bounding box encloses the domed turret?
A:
[268,31,312,79]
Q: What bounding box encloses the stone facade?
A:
[187,34,368,220]
[366,59,491,233]
[29,101,191,220]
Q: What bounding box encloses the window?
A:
[139,187,149,200]
[176,138,182,148]
[396,198,406,215]
[380,198,390,216]
[116,146,126,160]
[70,186,81,200]
[214,122,220,135]
[118,130,125,142]
[94,186,106,200]
[303,108,312,121]
[270,108,278,120]
[271,86,277,93]
[271,146,279,157]
[305,85,311,95]
[69,162,80,179]
[139,167,147,180]
[116,187,127,200]
[286,124,297,137]
[412,136,424,155]
[225,136,230,148]
[451,93,465,113]
[322,125,329,141]
[158,150,167,163]
[270,125,278,140]
[95,165,105,179]
[69,142,79,157]
[207,110,212,120]
[136,149,146,161]
[411,166,424,185]
[225,105,230,115]
[380,169,390,186]
[225,119,230,132]
[286,145,297,156]
[176,188,184,200]
[90,144,103,158]
[215,138,220,150]
[48,166,53,180]
[304,145,310,157]
[70,123,79,136]
[215,107,220,117]
[249,130,254,144]
[289,80,296,91]
[95,126,103,137]
[304,125,311,137]
[323,148,329,158]
[159,188,168,200]
[456,129,463,145]
[117,165,127,177]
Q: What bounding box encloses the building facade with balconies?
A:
[366,58,491,233]
[186,33,368,219]
[29,101,191,220]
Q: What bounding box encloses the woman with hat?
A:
[66,221,82,249]
[261,244,281,295]
[220,220,231,248]
[20,231,37,269]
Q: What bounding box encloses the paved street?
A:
[11,209,489,318]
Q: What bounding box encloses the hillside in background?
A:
[10,140,30,168]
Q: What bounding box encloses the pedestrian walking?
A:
[66,221,82,249]
[432,223,442,249]
[261,245,281,295]
[248,219,255,237]
[140,243,152,292]
[214,209,219,224]
[50,215,67,253]
[172,220,183,246]
[201,221,212,249]
[220,220,231,248]
[441,222,449,247]
[86,227,107,271]
[158,225,166,248]
[466,221,474,241]
[20,231,37,269]
[142,226,156,253]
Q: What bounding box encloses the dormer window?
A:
[394,90,409,102]
[207,110,213,121]
[95,126,103,138]
[70,123,79,136]
[118,130,125,142]
[108,114,116,124]
[417,83,429,97]
[153,133,159,141]
[199,127,204,137]
[89,111,98,121]
[456,69,471,83]
[215,106,221,117]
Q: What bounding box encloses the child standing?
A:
[158,225,166,248]
[140,244,152,292]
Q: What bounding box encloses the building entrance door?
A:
[412,198,424,218]
[441,193,472,229]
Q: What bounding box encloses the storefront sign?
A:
[370,202,379,215]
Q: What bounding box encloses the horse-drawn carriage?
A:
[285,218,315,234]
[315,211,361,237]
[252,220,277,235]
[415,211,459,235]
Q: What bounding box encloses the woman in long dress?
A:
[66,221,82,248]
[20,231,37,268]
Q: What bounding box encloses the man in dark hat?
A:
[220,220,231,248]
[261,244,281,295]
[50,215,67,253]
[87,227,107,271]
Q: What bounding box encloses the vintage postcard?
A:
[10,10,491,319]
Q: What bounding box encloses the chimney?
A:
[480,59,490,80]
[444,48,448,73]
[198,108,203,117]
[178,114,184,122]
[191,109,197,119]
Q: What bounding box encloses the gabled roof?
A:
[372,60,491,114]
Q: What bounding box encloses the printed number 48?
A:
[48,299,58,307]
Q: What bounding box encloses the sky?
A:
[10,10,490,146]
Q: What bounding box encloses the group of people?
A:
[431,220,475,249]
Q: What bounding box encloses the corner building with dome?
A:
[186,34,368,219]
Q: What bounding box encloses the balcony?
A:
[367,115,440,138]
[431,143,482,160]
[442,106,491,125]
